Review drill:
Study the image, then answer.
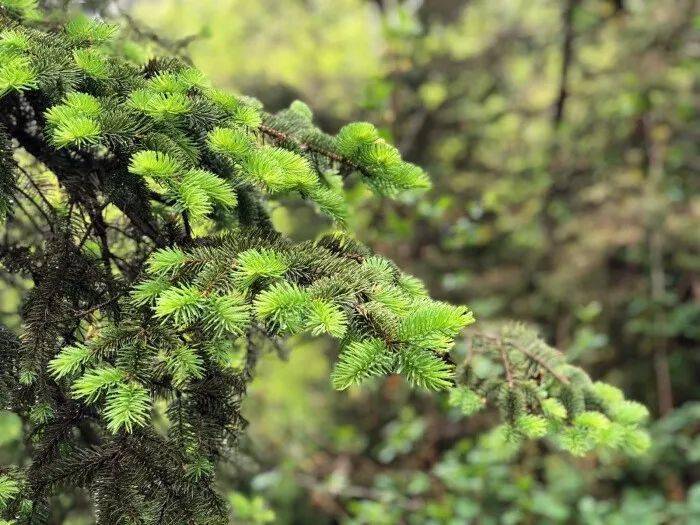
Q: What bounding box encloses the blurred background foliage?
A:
[2,0,699,523]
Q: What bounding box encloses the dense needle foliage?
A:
[0,2,650,523]
[123,1,698,523]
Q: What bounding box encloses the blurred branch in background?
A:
[553,0,579,128]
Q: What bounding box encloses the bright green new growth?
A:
[395,347,454,390]
[104,382,150,433]
[47,343,92,379]
[398,300,473,353]
[307,299,347,337]
[154,284,205,326]
[129,150,183,179]
[73,48,109,79]
[332,338,394,390]
[145,246,188,275]
[335,121,431,195]
[203,293,251,337]
[254,281,310,333]
[64,13,118,44]
[70,366,125,403]
[0,475,19,509]
[1,8,428,227]
[0,27,30,49]
[207,126,254,159]
[235,248,289,287]
[515,414,549,438]
[129,89,191,120]
[0,55,36,96]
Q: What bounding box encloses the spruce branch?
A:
[0,8,652,523]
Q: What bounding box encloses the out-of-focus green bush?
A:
[132,0,383,118]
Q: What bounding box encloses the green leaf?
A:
[0,29,31,52]
[104,382,150,433]
[204,338,246,370]
[129,89,190,120]
[177,67,210,90]
[308,185,348,223]
[592,381,625,406]
[360,255,395,282]
[369,286,412,315]
[182,169,237,207]
[306,299,347,337]
[335,122,379,158]
[241,147,286,192]
[395,348,454,390]
[129,150,183,179]
[202,293,251,337]
[18,369,36,386]
[289,100,313,120]
[573,411,612,444]
[73,48,109,79]
[559,426,594,457]
[206,88,239,111]
[608,400,649,425]
[620,428,651,456]
[0,474,19,509]
[574,411,611,433]
[62,92,102,117]
[267,147,318,192]
[153,284,204,326]
[0,56,37,97]
[516,414,548,439]
[331,338,393,390]
[147,71,187,93]
[396,273,427,298]
[48,343,93,379]
[230,103,262,128]
[397,300,474,353]
[235,248,289,287]
[0,0,39,19]
[45,105,84,130]
[50,118,101,148]
[30,402,54,424]
[65,15,118,44]
[71,366,125,403]
[254,281,309,333]
[385,161,431,192]
[541,398,567,421]
[146,247,188,275]
[185,456,214,481]
[147,68,208,94]
[131,276,171,306]
[175,175,213,220]
[166,346,204,387]
[595,421,626,449]
[207,126,254,159]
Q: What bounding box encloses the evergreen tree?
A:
[0,3,648,523]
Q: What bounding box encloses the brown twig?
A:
[506,337,570,385]
[499,343,515,388]
[258,123,365,178]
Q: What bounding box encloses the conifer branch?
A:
[0,7,650,522]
